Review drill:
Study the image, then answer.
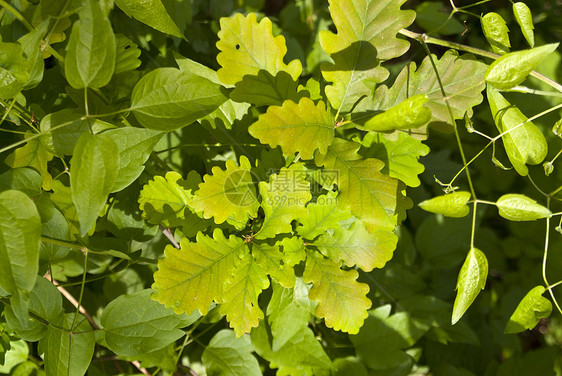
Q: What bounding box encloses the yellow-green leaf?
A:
[505,286,552,334]
[303,251,371,334]
[513,2,535,47]
[496,194,551,221]
[248,97,334,160]
[419,191,472,218]
[481,12,510,54]
[216,13,302,86]
[360,94,431,132]
[452,247,488,324]
[4,135,53,191]
[138,171,192,224]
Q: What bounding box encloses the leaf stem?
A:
[541,197,562,315]
[71,249,89,331]
[0,0,33,31]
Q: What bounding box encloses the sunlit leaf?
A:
[360,131,430,187]
[202,330,261,376]
[256,164,312,239]
[4,135,54,191]
[0,190,41,328]
[452,247,488,324]
[485,43,559,90]
[315,138,409,233]
[505,286,552,334]
[64,0,116,89]
[303,250,371,334]
[17,19,48,89]
[251,243,295,289]
[513,2,535,47]
[496,194,551,221]
[131,67,227,130]
[320,0,415,112]
[216,13,302,85]
[190,156,259,225]
[312,220,398,271]
[219,253,270,337]
[152,229,247,315]
[481,12,510,54]
[0,168,42,198]
[360,94,431,132]
[248,97,334,160]
[138,171,192,224]
[101,289,199,357]
[114,0,184,39]
[297,190,351,240]
[487,86,547,175]
[419,191,472,218]
[70,133,119,235]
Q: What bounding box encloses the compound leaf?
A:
[202,330,261,376]
[219,253,270,337]
[70,133,119,236]
[152,229,248,316]
[505,286,552,334]
[496,194,551,221]
[303,250,371,334]
[64,0,116,89]
[372,50,487,131]
[320,0,415,112]
[190,156,259,225]
[312,220,398,271]
[256,164,312,239]
[103,127,164,192]
[216,13,302,86]
[101,289,199,357]
[131,67,227,130]
[248,97,334,160]
[0,190,41,328]
[114,0,184,39]
[487,86,547,175]
[315,138,409,233]
[297,190,351,240]
[452,247,488,324]
[361,131,430,187]
[481,12,510,54]
[138,171,192,224]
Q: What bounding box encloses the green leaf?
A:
[230,70,304,107]
[0,190,41,327]
[320,0,415,112]
[248,97,334,160]
[138,171,192,224]
[371,50,487,131]
[114,34,142,74]
[64,0,116,89]
[38,198,71,260]
[0,340,28,374]
[419,191,472,218]
[251,320,334,374]
[130,67,227,130]
[4,277,63,342]
[487,86,548,175]
[50,181,81,240]
[40,109,115,157]
[360,94,432,132]
[190,156,260,225]
[451,247,488,324]
[303,250,371,334]
[267,280,314,351]
[216,13,302,85]
[103,127,164,192]
[39,314,95,376]
[0,167,42,198]
[312,220,398,271]
[496,194,551,221]
[219,253,270,337]
[0,42,30,99]
[101,289,199,357]
[485,43,559,90]
[114,0,185,39]
[17,19,49,89]
[481,12,510,54]
[297,190,351,240]
[152,229,248,315]
[360,131,430,187]
[315,138,409,233]
[202,329,261,376]
[513,2,535,47]
[505,286,552,334]
[251,243,295,289]
[70,133,119,236]
[256,164,312,239]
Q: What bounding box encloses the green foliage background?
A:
[1,0,562,375]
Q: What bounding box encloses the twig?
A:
[160,225,181,249]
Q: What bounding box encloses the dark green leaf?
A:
[202,330,261,376]
[0,42,30,99]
